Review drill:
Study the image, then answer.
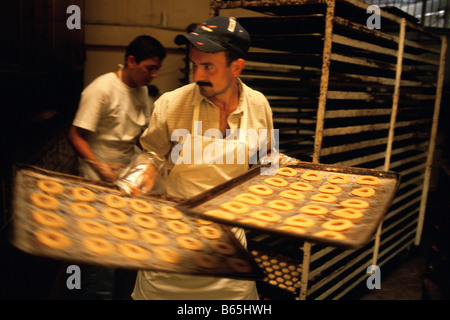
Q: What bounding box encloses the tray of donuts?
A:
[177,162,401,249]
[10,164,264,280]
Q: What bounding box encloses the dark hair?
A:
[125,35,166,65]
[225,50,242,66]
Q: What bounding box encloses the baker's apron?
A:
[133,104,259,300]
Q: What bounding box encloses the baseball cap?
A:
[175,16,250,57]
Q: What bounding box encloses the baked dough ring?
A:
[322,219,353,231]
[177,236,203,251]
[32,210,66,228]
[318,184,342,194]
[166,220,191,234]
[301,171,323,181]
[264,177,288,187]
[327,174,350,184]
[220,201,249,214]
[210,241,237,255]
[140,230,168,245]
[277,167,297,177]
[133,214,158,229]
[251,210,282,223]
[235,193,263,205]
[82,237,115,255]
[204,209,235,221]
[71,202,98,218]
[104,194,128,209]
[248,184,273,196]
[154,247,181,264]
[77,220,108,236]
[340,199,370,209]
[118,243,150,261]
[102,208,128,224]
[267,200,294,211]
[289,181,313,191]
[284,215,315,228]
[161,206,183,219]
[300,204,328,215]
[30,193,59,210]
[314,230,346,240]
[239,218,267,227]
[194,253,218,269]
[226,258,252,273]
[331,208,363,220]
[278,225,307,234]
[129,199,153,213]
[35,229,72,249]
[356,175,380,185]
[109,225,138,241]
[280,190,305,200]
[72,187,96,202]
[198,225,222,239]
[351,187,376,198]
[37,180,64,194]
[311,193,337,203]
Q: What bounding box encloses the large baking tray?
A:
[178,162,401,249]
[10,164,263,280]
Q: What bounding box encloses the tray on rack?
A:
[10,164,263,281]
[177,162,401,249]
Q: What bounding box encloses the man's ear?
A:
[232,58,246,77]
[126,55,137,68]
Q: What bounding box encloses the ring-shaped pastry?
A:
[204,209,235,221]
[300,204,328,215]
[327,174,350,184]
[166,220,191,234]
[109,225,138,241]
[210,241,237,255]
[284,215,315,228]
[277,167,297,177]
[82,237,115,255]
[235,193,263,205]
[133,214,158,229]
[279,190,305,200]
[322,219,353,231]
[37,180,64,194]
[351,187,376,198]
[239,218,267,227]
[77,220,108,236]
[72,187,96,202]
[102,208,128,224]
[140,230,168,245]
[278,225,307,234]
[248,184,273,196]
[264,177,288,187]
[251,210,282,223]
[318,184,342,194]
[220,202,249,215]
[331,208,363,220]
[153,247,181,264]
[301,171,323,181]
[313,230,346,240]
[289,181,313,192]
[198,225,222,239]
[356,175,380,185]
[340,199,370,209]
[129,199,153,213]
[226,258,252,273]
[311,193,337,203]
[267,200,294,211]
[161,206,183,219]
[32,210,66,228]
[104,194,128,209]
[30,193,59,210]
[71,202,98,218]
[35,229,72,249]
[194,253,218,269]
[118,243,150,261]
[177,236,203,251]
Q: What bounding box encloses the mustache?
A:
[196,81,212,87]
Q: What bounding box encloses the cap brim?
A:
[174,33,227,53]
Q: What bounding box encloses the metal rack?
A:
[210,0,447,299]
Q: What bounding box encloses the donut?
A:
[301,171,323,181]
[289,181,313,191]
[220,202,249,214]
[277,167,297,177]
[284,215,315,228]
[77,220,108,236]
[264,177,288,187]
[71,202,98,218]
[35,229,72,249]
[235,193,263,205]
[340,199,370,209]
[313,230,346,240]
[104,194,128,209]
[72,187,96,202]
[102,208,128,224]
[318,184,342,194]
[311,193,337,203]
[197,219,213,225]
[203,209,235,220]
[267,200,294,211]
[153,247,181,264]
[351,187,376,198]
[278,226,307,234]
[279,190,305,200]
[133,214,158,229]
[251,210,282,223]
[331,208,363,220]
[356,175,380,185]
[31,210,66,228]
[140,230,168,245]
[194,253,218,269]
[109,225,138,241]
[166,220,191,234]
[82,237,115,255]
[37,180,64,194]
[322,219,353,231]
[129,199,153,213]
[198,225,222,239]
[226,257,252,273]
[117,243,150,261]
[300,204,328,215]
[210,241,237,255]
[30,193,59,210]
[177,236,203,251]
[327,174,350,184]
[239,218,267,227]
[248,184,273,196]
[161,206,183,219]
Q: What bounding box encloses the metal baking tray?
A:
[178,162,401,249]
[10,164,263,280]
